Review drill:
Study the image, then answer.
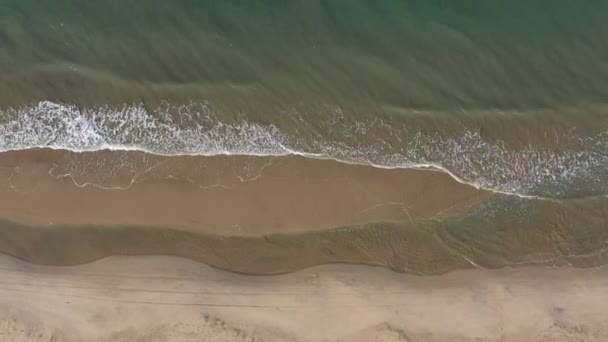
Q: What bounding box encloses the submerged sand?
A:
[1,149,608,275]
[0,253,607,342]
[0,149,489,235]
[0,149,493,274]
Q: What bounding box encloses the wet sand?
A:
[0,149,490,235]
[0,253,606,342]
[0,148,495,274]
[1,149,608,275]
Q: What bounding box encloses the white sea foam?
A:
[1,101,607,199]
[0,101,291,155]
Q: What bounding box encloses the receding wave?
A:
[2,100,608,199]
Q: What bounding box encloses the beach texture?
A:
[1,254,608,341]
[1,1,608,341]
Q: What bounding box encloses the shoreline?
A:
[0,218,607,276]
[0,220,470,275]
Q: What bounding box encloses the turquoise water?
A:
[1,1,608,198]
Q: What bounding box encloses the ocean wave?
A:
[1,100,607,199]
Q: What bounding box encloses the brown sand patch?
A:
[0,149,490,236]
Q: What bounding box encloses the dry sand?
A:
[0,253,606,342]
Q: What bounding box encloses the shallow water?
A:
[1,1,608,271]
[2,1,608,198]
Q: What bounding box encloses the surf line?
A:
[0,144,556,202]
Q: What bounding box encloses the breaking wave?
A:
[1,100,608,199]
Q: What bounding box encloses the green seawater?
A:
[1,1,608,196]
[1,1,608,108]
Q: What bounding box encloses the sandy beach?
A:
[0,253,606,342]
